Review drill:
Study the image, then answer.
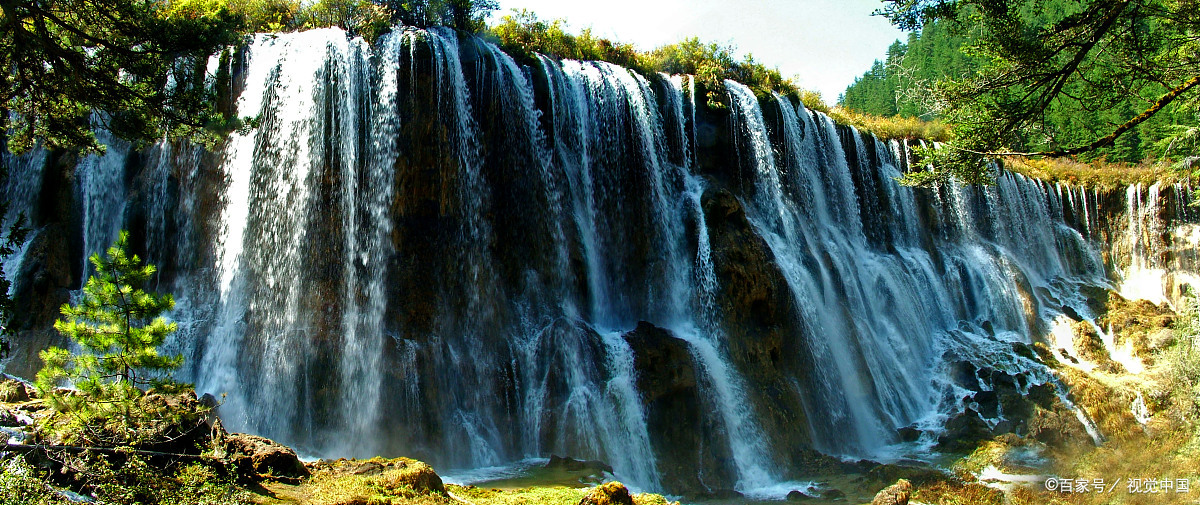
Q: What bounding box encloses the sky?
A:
[490,0,910,103]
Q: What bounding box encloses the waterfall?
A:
[77,128,130,277]
[0,146,46,291]
[1115,183,1200,306]
[11,25,1199,496]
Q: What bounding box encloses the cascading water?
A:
[0,145,46,292]
[1113,183,1200,307]
[7,25,1198,496]
[77,128,130,278]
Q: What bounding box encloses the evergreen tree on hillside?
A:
[36,231,181,417]
[875,0,1200,183]
[841,19,976,119]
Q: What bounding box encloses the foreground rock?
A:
[872,479,912,505]
[579,481,635,505]
[224,433,310,482]
[0,378,35,403]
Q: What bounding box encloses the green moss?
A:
[0,460,72,505]
[448,484,588,505]
[300,458,449,505]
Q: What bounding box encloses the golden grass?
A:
[448,485,588,505]
[912,480,1006,505]
[1003,156,1187,190]
[827,107,950,142]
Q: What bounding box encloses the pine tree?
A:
[36,231,181,417]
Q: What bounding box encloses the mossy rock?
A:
[225,433,310,481]
[579,481,634,505]
[0,379,31,403]
[871,478,912,505]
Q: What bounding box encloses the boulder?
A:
[896,425,921,443]
[936,408,991,452]
[374,458,445,494]
[871,479,912,505]
[578,481,634,505]
[821,488,846,500]
[308,457,445,494]
[0,379,30,403]
[224,433,310,481]
[786,489,814,501]
[0,407,18,427]
[545,455,613,474]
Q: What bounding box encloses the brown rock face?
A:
[871,478,912,505]
[224,433,311,481]
[578,481,634,505]
[701,187,812,471]
[622,321,734,493]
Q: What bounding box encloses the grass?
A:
[1002,156,1189,191]
[449,485,588,505]
[912,480,1006,505]
[827,107,950,142]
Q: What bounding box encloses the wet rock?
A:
[545,455,613,474]
[1027,383,1057,409]
[1079,285,1111,316]
[972,390,998,418]
[1061,304,1084,322]
[623,321,734,493]
[937,408,991,452]
[579,481,634,505]
[948,361,981,391]
[701,187,812,474]
[224,433,310,482]
[528,318,610,464]
[896,425,921,443]
[1010,342,1039,362]
[786,489,814,501]
[821,488,846,500]
[871,478,912,505]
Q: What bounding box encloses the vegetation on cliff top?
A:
[486,9,947,141]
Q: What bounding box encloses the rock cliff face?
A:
[3,26,1198,496]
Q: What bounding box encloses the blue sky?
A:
[490,0,909,103]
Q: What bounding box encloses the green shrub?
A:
[0,460,70,505]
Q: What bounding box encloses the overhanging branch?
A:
[955,74,1200,158]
